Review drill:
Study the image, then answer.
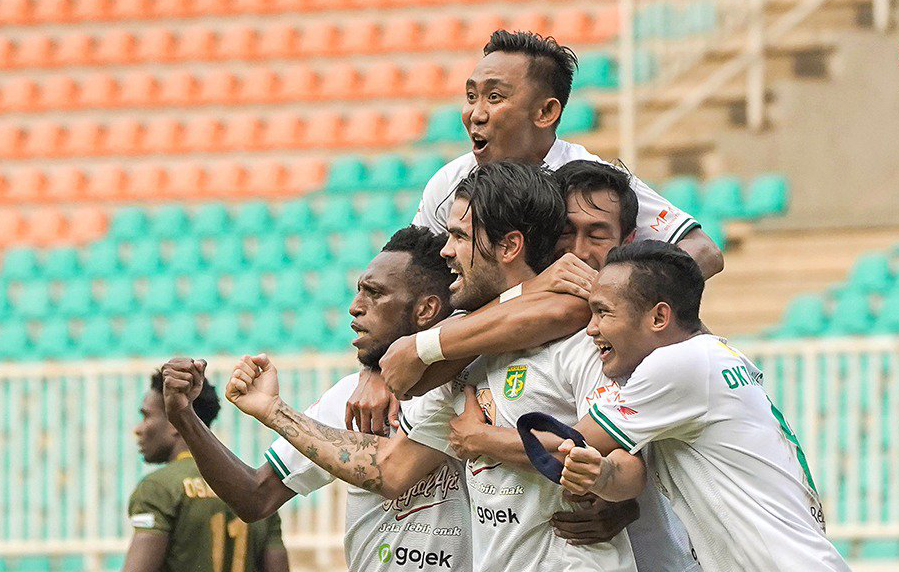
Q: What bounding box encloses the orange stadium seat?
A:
[25,121,66,157]
[232,0,278,12]
[218,25,258,60]
[344,109,387,147]
[7,167,49,203]
[168,162,208,197]
[0,38,14,68]
[79,72,119,107]
[0,123,25,158]
[66,119,104,156]
[89,164,128,200]
[384,107,426,145]
[200,69,240,104]
[119,71,159,106]
[298,21,339,56]
[1,77,40,112]
[361,61,404,99]
[182,116,223,152]
[258,23,299,57]
[443,57,478,96]
[302,110,344,148]
[194,0,230,15]
[240,67,280,103]
[139,28,178,62]
[159,70,199,105]
[207,160,248,197]
[96,29,136,64]
[111,0,150,19]
[25,208,68,246]
[129,163,168,199]
[224,113,264,150]
[68,205,109,244]
[507,11,551,36]
[550,8,594,44]
[73,0,113,21]
[285,157,326,194]
[278,64,319,101]
[41,75,80,109]
[56,32,95,65]
[154,0,192,17]
[422,15,465,51]
[0,209,26,246]
[339,19,381,55]
[320,63,363,100]
[105,117,143,155]
[0,0,32,24]
[15,34,55,68]
[247,160,288,196]
[178,25,218,60]
[262,111,304,148]
[593,5,620,43]
[463,14,506,49]
[34,0,75,22]
[403,61,445,98]
[381,17,421,52]
[47,165,89,201]
[143,117,183,153]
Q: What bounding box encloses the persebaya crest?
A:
[504,365,527,400]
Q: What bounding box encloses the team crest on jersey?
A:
[504,365,527,400]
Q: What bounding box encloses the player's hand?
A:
[526,253,597,300]
[379,334,427,398]
[226,354,281,423]
[162,357,207,419]
[345,367,399,436]
[559,439,613,496]
[449,386,488,460]
[552,492,640,545]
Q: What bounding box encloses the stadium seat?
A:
[218,24,258,60]
[119,314,156,356]
[745,174,789,218]
[138,27,177,62]
[185,273,221,312]
[442,58,478,97]
[313,267,352,306]
[82,239,121,277]
[125,240,163,276]
[294,235,331,270]
[233,201,273,235]
[228,274,265,310]
[0,319,30,360]
[79,72,118,107]
[25,208,68,246]
[702,176,745,219]
[246,308,286,352]
[344,109,388,147]
[68,206,109,246]
[0,122,25,158]
[88,164,128,201]
[358,194,399,230]
[47,165,89,201]
[301,110,343,149]
[240,67,281,103]
[463,14,505,49]
[0,209,25,247]
[99,277,136,316]
[1,77,40,112]
[182,116,223,152]
[662,177,703,215]
[40,75,79,110]
[406,152,447,190]
[872,288,899,333]
[95,30,136,64]
[224,113,264,151]
[775,294,827,338]
[380,18,420,53]
[318,196,357,232]
[845,252,894,295]
[247,160,289,197]
[57,278,93,317]
[333,230,377,269]
[157,71,198,106]
[550,7,594,44]
[339,19,381,55]
[252,235,289,271]
[2,247,40,280]
[326,156,368,194]
[143,116,183,154]
[422,15,464,51]
[200,69,240,104]
[149,205,190,239]
[207,236,246,273]
[42,247,81,279]
[15,281,52,318]
[192,203,231,237]
[384,107,427,145]
[825,291,874,336]
[298,21,339,57]
[263,111,304,148]
[403,61,446,98]
[142,275,179,314]
[35,318,72,359]
[422,105,466,143]
[6,167,48,202]
[205,312,243,354]
[258,23,299,58]
[206,160,248,197]
[104,118,143,156]
[77,316,116,357]
[109,207,149,242]
[271,268,307,309]
[287,308,328,349]
[161,313,200,354]
[366,155,407,192]
[558,100,596,136]
[167,236,203,274]
[573,52,618,89]
[275,199,314,235]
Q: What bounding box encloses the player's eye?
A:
[488,92,502,102]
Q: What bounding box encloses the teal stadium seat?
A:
[185,273,221,312]
[150,205,190,239]
[825,291,874,336]
[367,154,408,191]
[635,2,677,39]
[573,52,618,89]
[557,100,596,136]
[333,230,378,269]
[167,236,204,274]
[358,194,399,230]
[192,203,232,237]
[120,314,156,356]
[34,318,72,359]
[233,201,274,235]
[325,316,356,351]
[326,155,368,194]
[872,288,899,333]
[161,313,200,354]
[288,308,329,349]
[683,1,718,34]
[109,207,149,242]
[228,274,265,310]
[314,268,352,307]
[207,236,247,273]
[702,176,745,219]
[55,555,84,572]
[103,554,126,571]
[143,275,179,314]
[43,247,81,279]
[318,196,357,233]
[295,235,331,270]
[246,309,286,351]
[423,105,467,143]
[125,240,163,276]
[276,200,315,235]
[662,177,702,215]
[0,319,30,359]
[774,294,827,337]
[98,277,136,316]
[406,153,447,190]
[271,268,308,309]
[16,281,51,318]
[205,312,242,354]
[82,240,121,277]
[2,247,39,280]
[8,557,50,572]
[0,285,9,318]
[846,252,894,294]
[252,235,289,271]
[697,216,726,249]
[77,316,116,357]
[396,192,420,223]
[57,278,93,318]
[745,174,789,218]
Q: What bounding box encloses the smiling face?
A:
[440,197,505,311]
[134,390,180,464]
[586,264,658,380]
[555,188,630,271]
[462,51,552,166]
[349,251,418,368]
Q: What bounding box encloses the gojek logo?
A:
[378,543,392,563]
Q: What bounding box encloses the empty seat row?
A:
[0,108,425,158]
[661,173,790,221]
[0,7,619,68]
[0,207,107,248]
[0,158,326,204]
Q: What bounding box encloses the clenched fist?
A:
[226,353,281,423]
[162,357,207,420]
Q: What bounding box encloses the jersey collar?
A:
[175,450,193,461]
[541,137,564,168]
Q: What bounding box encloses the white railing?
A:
[2,336,898,569]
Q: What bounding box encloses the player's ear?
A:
[534,97,562,129]
[622,228,636,245]
[413,294,443,328]
[497,230,524,264]
[649,302,673,332]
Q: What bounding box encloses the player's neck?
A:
[500,264,535,293]
[528,133,556,165]
[657,326,704,349]
[167,440,190,463]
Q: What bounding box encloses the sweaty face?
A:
[349,251,418,368]
[555,188,627,271]
[463,51,547,166]
[134,390,179,464]
[586,264,656,381]
[440,197,504,311]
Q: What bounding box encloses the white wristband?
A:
[415,327,445,365]
[499,283,523,303]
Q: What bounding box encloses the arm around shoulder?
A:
[677,226,724,279]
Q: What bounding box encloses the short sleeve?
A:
[128,478,177,533]
[263,511,285,548]
[552,332,606,418]
[587,345,709,454]
[264,374,359,495]
[631,176,700,244]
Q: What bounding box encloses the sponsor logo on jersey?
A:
[650,208,679,233]
[586,381,638,417]
[375,543,452,569]
[382,464,461,513]
[504,366,527,400]
[475,506,520,527]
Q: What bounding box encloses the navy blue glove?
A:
[517,412,587,484]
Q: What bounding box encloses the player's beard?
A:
[450,257,503,312]
[356,304,417,370]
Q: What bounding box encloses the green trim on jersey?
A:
[767,397,818,494]
[265,447,290,480]
[589,405,637,450]
[670,220,700,244]
[399,413,415,435]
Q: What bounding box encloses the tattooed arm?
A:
[226,354,447,499]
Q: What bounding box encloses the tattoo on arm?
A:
[266,401,385,493]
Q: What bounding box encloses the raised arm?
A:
[162,359,295,523]
[677,227,724,280]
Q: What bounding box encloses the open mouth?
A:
[448,264,463,290]
[471,133,488,154]
[596,340,614,361]
[350,322,367,344]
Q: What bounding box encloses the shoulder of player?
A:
[425,153,476,190]
[549,139,603,167]
[132,463,185,499]
[637,335,714,380]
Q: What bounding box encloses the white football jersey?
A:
[587,335,851,572]
[402,334,637,572]
[412,138,698,245]
[265,373,472,572]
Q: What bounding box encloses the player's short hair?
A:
[150,369,221,428]
[554,160,638,240]
[453,161,565,273]
[381,226,454,314]
[605,240,704,330]
[483,30,578,120]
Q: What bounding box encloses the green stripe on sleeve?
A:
[669,219,700,244]
[265,447,290,480]
[399,413,414,435]
[589,405,637,450]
